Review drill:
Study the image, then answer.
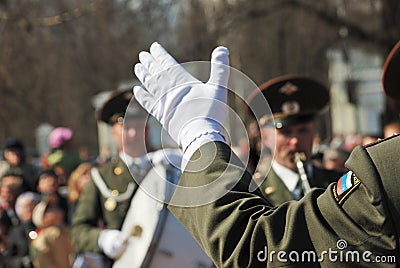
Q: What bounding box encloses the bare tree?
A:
[0,0,171,155]
[0,0,399,154]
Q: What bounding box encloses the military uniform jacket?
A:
[71,156,137,255]
[169,138,399,267]
[259,164,342,206]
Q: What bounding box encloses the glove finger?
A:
[208,46,230,88]
[134,63,152,88]
[150,42,179,71]
[133,86,156,114]
[139,51,162,76]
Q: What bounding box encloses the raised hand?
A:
[133,42,230,153]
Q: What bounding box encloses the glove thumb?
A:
[208,46,230,88]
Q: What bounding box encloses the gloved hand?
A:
[98,229,128,259]
[133,42,230,153]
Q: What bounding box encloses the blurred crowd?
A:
[0,127,93,267]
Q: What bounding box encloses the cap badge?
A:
[279,82,299,95]
[282,100,300,114]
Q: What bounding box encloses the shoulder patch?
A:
[333,171,361,205]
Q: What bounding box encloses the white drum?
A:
[113,163,214,268]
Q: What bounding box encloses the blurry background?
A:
[0,0,399,159]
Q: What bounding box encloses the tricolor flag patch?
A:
[333,171,361,205]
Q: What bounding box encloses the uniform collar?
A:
[272,161,299,192]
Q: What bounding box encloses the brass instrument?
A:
[294,152,311,194]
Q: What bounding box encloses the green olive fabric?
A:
[169,137,400,267]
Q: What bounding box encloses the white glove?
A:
[98,229,128,259]
[133,42,230,154]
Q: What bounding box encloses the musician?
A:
[247,76,343,205]
[71,89,154,267]
[132,41,400,267]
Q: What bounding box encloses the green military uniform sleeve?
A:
[258,168,294,205]
[168,140,399,267]
[71,178,103,253]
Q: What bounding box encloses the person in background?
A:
[0,210,13,267]
[322,147,348,173]
[47,127,82,188]
[71,89,149,267]
[1,138,39,193]
[4,191,40,268]
[30,200,73,268]
[36,170,68,225]
[247,76,343,205]
[71,87,201,268]
[0,173,27,227]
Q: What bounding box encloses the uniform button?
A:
[104,198,117,211]
[114,167,123,175]
[265,186,275,195]
[111,189,119,196]
[253,172,262,181]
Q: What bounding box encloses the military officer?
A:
[71,89,150,267]
[247,76,343,205]
[133,42,400,267]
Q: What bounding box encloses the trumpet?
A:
[294,152,311,194]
